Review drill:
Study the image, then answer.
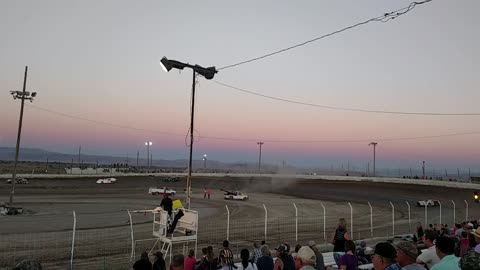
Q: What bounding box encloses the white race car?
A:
[148,187,176,196]
[96,178,117,184]
[416,200,440,207]
[223,190,248,200]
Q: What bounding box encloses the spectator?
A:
[460,231,471,257]
[338,240,358,270]
[292,244,302,260]
[295,246,316,270]
[274,244,295,270]
[459,250,480,270]
[134,252,153,270]
[240,249,258,270]
[331,218,351,252]
[372,242,401,270]
[153,251,166,270]
[256,245,274,270]
[457,222,468,238]
[470,227,480,253]
[307,241,325,270]
[172,254,185,270]
[416,223,424,243]
[395,241,426,270]
[198,246,218,270]
[356,240,371,265]
[220,240,236,269]
[251,242,262,264]
[431,236,460,270]
[184,249,196,270]
[207,188,211,199]
[204,187,207,199]
[416,229,440,269]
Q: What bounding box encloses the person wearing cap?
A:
[274,244,295,270]
[256,245,274,270]
[431,236,460,270]
[307,241,325,270]
[471,227,480,253]
[416,229,440,269]
[372,242,401,270]
[295,246,316,270]
[459,250,480,270]
[395,241,426,270]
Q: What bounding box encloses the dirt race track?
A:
[0,175,479,269]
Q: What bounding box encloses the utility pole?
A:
[422,161,425,179]
[9,66,36,205]
[368,142,378,177]
[257,142,264,170]
[45,157,49,173]
[78,145,81,168]
[71,158,74,175]
[136,151,139,167]
[145,142,152,169]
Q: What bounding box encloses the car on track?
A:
[96,178,117,184]
[416,199,440,207]
[222,189,248,200]
[6,178,29,184]
[148,187,176,196]
[163,176,180,182]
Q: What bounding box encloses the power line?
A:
[26,104,480,144]
[213,80,480,116]
[218,0,432,70]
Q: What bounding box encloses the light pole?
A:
[368,142,378,177]
[9,66,37,205]
[145,141,152,170]
[203,154,207,169]
[160,56,217,209]
[257,142,264,170]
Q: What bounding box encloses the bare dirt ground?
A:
[0,175,478,269]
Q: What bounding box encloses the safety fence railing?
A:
[0,199,477,270]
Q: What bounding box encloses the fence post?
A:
[225,205,230,241]
[438,201,442,225]
[263,204,267,242]
[127,210,134,263]
[451,200,456,224]
[320,203,326,242]
[70,210,76,270]
[389,201,395,237]
[347,202,353,240]
[464,200,469,221]
[367,201,373,237]
[293,203,298,242]
[424,204,428,227]
[405,201,411,232]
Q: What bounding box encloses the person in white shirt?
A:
[416,230,440,269]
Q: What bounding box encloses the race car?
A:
[416,199,440,207]
[163,176,180,182]
[96,178,117,184]
[221,189,248,200]
[148,187,176,196]
[6,178,29,184]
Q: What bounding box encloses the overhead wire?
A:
[25,104,480,144]
[217,0,433,70]
[212,80,480,116]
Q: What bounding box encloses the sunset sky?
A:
[1,0,479,171]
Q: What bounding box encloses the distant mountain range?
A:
[0,147,278,171]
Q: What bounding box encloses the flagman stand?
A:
[128,207,198,266]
